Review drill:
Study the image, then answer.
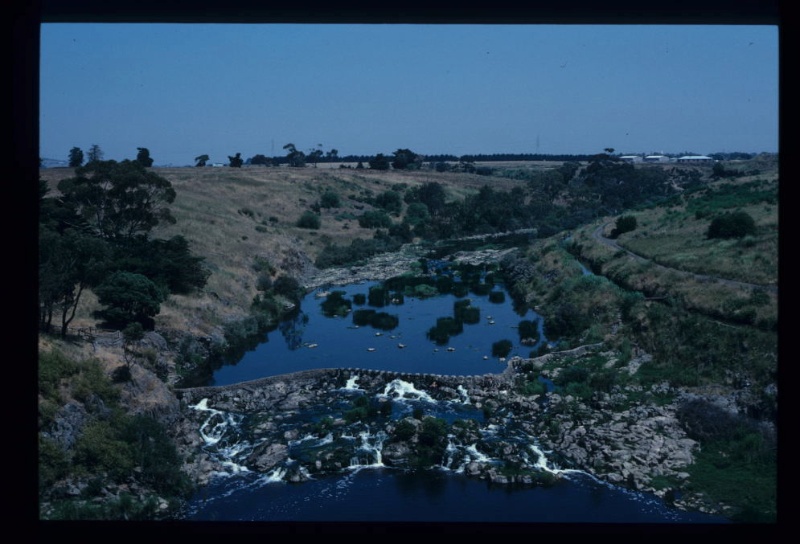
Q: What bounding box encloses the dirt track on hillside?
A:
[590,223,777,294]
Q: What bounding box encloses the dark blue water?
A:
[184,467,729,525]
[212,280,543,386]
[191,275,731,525]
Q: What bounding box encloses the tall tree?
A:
[87,144,104,163]
[283,143,306,167]
[136,147,154,167]
[391,148,421,170]
[308,144,324,168]
[68,147,84,168]
[194,154,209,167]
[39,227,109,337]
[228,152,243,167]
[57,159,176,242]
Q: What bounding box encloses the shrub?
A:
[320,191,341,208]
[297,211,321,229]
[374,190,403,214]
[273,275,302,301]
[358,210,393,229]
[393,419,416,441]
[707,211,756,239]
[93,271,167,330]
[610,215,637,238]
[492,339,513,358]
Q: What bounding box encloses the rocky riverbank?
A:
[169,348,728,516]
[303,243,520,291]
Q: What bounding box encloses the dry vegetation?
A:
[39,164,528,338]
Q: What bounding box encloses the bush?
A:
[93,271,167,330]
[273,275,302,301]
[297,211,321,229]
[320,191,341,208]
[610,215,637,238]
[492,339,513,358]
[358,210,393,229]
[707,211,756,239]
[392,419,416,441]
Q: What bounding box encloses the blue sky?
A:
[39,23,778,166]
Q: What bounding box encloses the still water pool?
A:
[211,278,544,386]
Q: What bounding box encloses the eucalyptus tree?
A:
[228,152,243,167]
[68,147,84,168]
[283,143,306,167]
[87,144,104,163]
[136,147,154,167]
[56,159,176,243]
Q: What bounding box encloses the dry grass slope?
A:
[39,164,528,337]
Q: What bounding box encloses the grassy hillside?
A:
[566,165,778,329]
[39,164,529,337]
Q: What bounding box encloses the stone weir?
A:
[174,363,518,411]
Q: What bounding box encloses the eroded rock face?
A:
[42,400,89,451]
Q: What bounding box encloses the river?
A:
[181,263,731,526]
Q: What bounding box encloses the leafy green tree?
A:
[358,210,392,228]
[228,152,243,167]
[368,153,390,171]
[325,148,339,163]
[68,147,84,168]
[273,275,303,302]
[404,202,430,226]
[707,211,756,239]
[39,227,110,337]
[391,148,422,170]
[57,159,176,242]
[308,144,324,168]
[111,235,210,295]
[283,143,306,167]
[375,190,403,215]
[194,154,209,167]
[38,179,111,337]
[136,147,154,167]
[410,182,447,217]
[93,271,168,330]
[249,154,271,166]
[87,144,104,163]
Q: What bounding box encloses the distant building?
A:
[677,155,714,164]
[644,155,671,163]
[619,155,643,164]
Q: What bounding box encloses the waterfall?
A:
[456,384,470,404]
[381,379,435,402]
[528,443,583,477]
[348,429,387,469]
[191,398,251,475]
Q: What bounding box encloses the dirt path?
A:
[590,223,777,294]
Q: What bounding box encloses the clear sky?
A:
[39,23,778,166]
